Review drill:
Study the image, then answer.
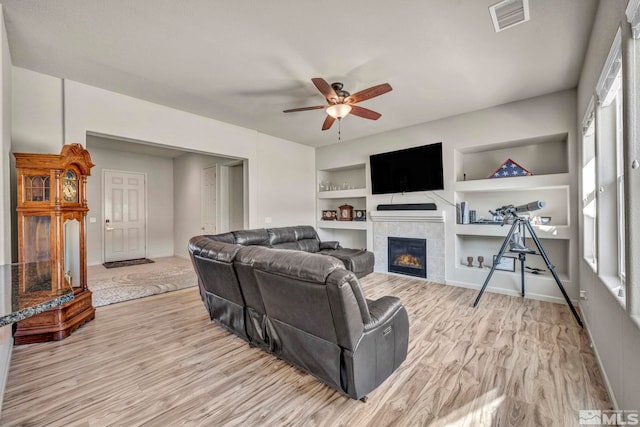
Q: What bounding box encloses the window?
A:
[600,69,625,290]
[582,104,597,269]
[594,27,625,298]
[615,78,626,285]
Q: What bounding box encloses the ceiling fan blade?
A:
[283,105,327,113]
[311,78,339,102]
[322,115,336,130]
[350,105,382,120]
[346,83,392,104]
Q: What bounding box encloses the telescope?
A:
[491,200,545,217]
[473,197,583,327]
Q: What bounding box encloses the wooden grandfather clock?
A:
[14,143,95,344]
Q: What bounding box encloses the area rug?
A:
[102,258,155,269]
[89,257,197,307]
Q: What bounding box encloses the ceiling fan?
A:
[283,78,392,132]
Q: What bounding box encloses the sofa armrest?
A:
[364,296,403,332]
[320,241,341,250]
[344,297,409,399]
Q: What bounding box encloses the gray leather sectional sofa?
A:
[188,226,409,401]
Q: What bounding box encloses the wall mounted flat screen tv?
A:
[370,142,444,194]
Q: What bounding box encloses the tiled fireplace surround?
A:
[371,212,445,283]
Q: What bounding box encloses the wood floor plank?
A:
[1,272,613,426]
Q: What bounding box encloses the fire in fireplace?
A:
[388,237,427,278]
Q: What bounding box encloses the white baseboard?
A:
[445,279,578,306]
[580,303,619,411]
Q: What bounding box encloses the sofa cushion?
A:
[322,248,374,278]
[233,229,269,246]
[241,246,344,284]
[206,232,236,244]
[188,236,240,262]
[293,225,318,240]
[292,226,320,252]
[268,227,297,245]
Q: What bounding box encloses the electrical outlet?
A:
[264,217,272,224]
[579,290,587,300]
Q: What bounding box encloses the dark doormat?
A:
[103,258,155,269]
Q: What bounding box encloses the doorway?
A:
[103,169,147,262]
[201,165,217,234]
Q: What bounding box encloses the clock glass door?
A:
[64,219,81,289]
[22,215,52,291]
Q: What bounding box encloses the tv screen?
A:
[370,143,444,194]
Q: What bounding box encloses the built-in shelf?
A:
[317,188,367,199]
[454,224,570,239]
[454,133,569,182]
[316,163,368,250]
[454,265,570,283]
[452,132,574,296]
[453,173,571,192]
[317,220,368,230]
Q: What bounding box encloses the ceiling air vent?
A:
[489,0,530,32]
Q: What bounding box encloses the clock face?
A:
[63,170,78,202]
[63,180,78,202]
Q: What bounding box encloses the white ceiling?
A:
[0,0,598,148]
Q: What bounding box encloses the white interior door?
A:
[104,170,146,262]
[201,166,217,234]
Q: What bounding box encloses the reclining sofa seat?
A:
[188,233,409,400]
[207,226,374,278]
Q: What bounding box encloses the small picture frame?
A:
[353,210,367,221]
[322,210,337,221]
[493,255,516,272]
[539,216,551,224]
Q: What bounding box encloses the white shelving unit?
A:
[451,133,576,301]
[316,163,368,249]
[317,220,368,230]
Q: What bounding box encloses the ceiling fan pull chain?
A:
[338,118,342,141]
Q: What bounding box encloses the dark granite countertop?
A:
[0,263,74,327]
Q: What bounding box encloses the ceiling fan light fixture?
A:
[326,104,352,119]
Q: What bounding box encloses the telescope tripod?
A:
[472,216,583,328]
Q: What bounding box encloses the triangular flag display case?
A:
[14,143,95,344]
[488,158,532,179]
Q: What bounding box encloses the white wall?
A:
[61,80,316,231]
[11,68,63,153]
[576,0,640,412]
[0,6,11,415]
[317,89,579,301]
[10,68,316,260]
[85,143,175,265]
[173,152,236,258]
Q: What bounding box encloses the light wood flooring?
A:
[1,273,611,426]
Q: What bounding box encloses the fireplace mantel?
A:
[369,210,445,223]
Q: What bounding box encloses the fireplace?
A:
[387,237,427,278]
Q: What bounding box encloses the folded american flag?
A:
[489,158,532,178]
